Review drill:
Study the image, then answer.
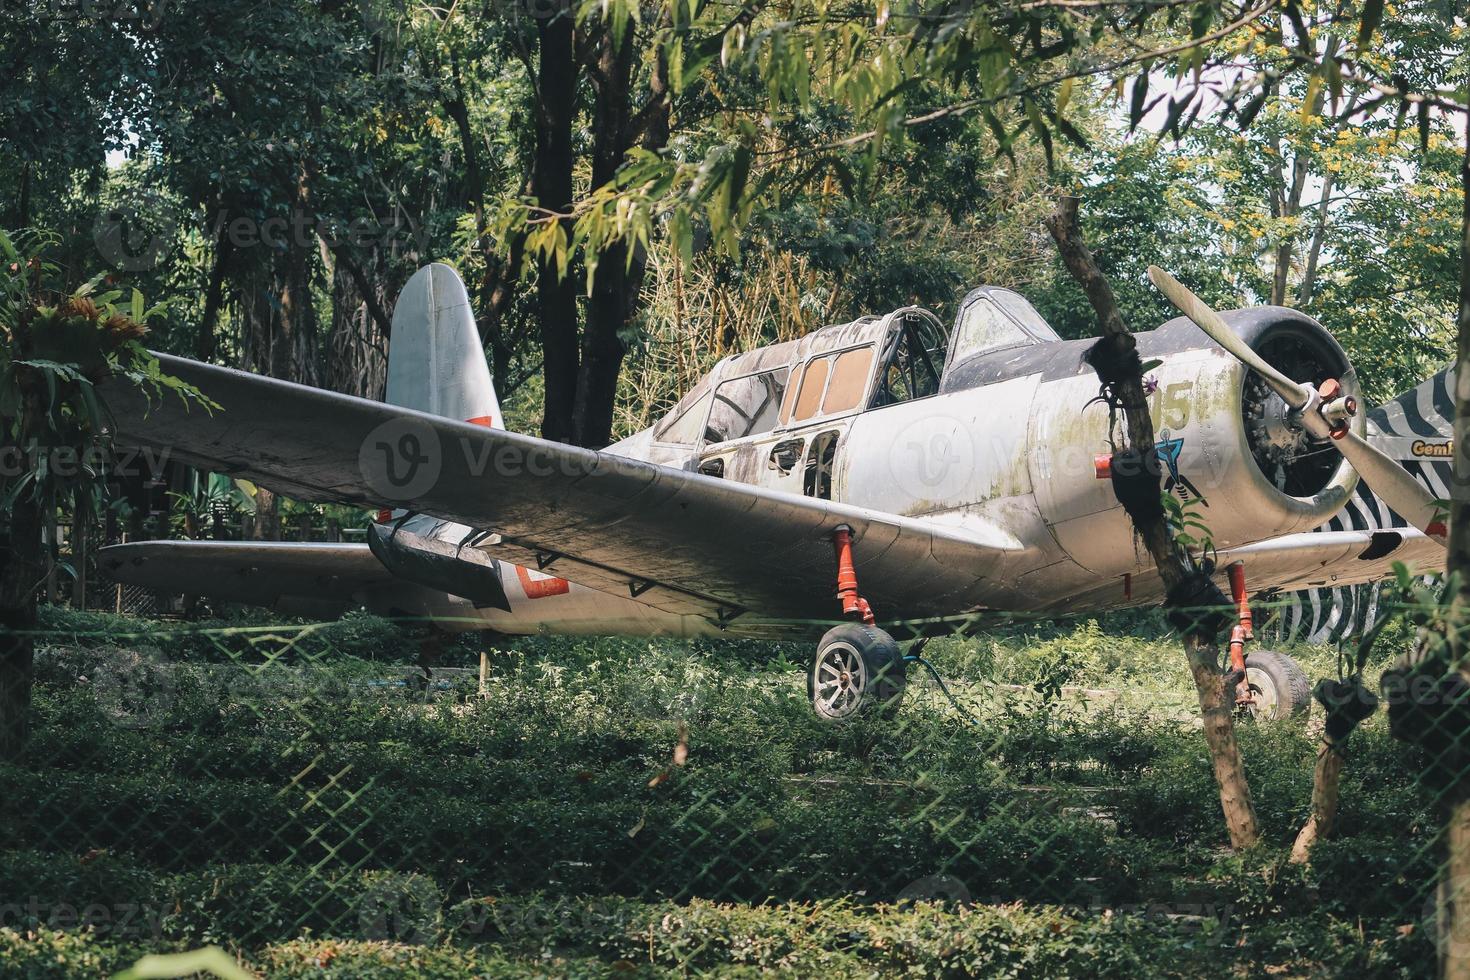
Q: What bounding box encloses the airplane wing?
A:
[99,355,1024,629]
[1217,527,1444,595]
[1073,527,1445,614]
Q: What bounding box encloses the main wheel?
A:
[808,624,906,722]
[1243,650,1311,721]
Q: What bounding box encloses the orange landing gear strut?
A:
[1227,561,1254,707]
[831,526,876,625]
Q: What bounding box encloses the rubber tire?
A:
[808,624,907,722]
[1243,650,1311,721]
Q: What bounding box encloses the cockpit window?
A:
[654,389,712,445]
[791,356,830,422]
[822,347,874,414]
[873,313,946,407]
[991,289,1060,342]
[786,345,877,424]
[954,297,1030,357]
[706,368,791,443]
[949,288,1059,365]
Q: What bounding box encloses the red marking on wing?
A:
[1428,521,1448,540]
[466,415,494,427]
[516,565,571,599]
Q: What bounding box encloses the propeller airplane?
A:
[97,263,1448,722]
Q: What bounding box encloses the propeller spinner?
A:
[1146,266,1446,546]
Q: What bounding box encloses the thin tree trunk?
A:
[1296,172,1336,308]
[252,487,282,541]
[1436,108,1470,980]
[571,26,673,448]
[1290,740,1345,863]
[574,29,636,448]
[0,401,43,759]
[71,499,88,611]
[16,160,30,230]
[1046,195,1260,849]
[199,221,232,361]
[533,11,580,444]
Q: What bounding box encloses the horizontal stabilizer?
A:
[99,540,395,619]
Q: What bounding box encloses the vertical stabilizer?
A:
[386,263,501,428]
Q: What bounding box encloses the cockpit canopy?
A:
[949,287,1059,365]
[651,287,1057,451]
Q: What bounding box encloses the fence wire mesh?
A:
[2,593,1465,977]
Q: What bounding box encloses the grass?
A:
[0,606,1445,977]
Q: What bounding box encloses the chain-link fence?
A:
[2,596,1464,977]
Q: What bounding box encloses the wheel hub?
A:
[815,644,867,719]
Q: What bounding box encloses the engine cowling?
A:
[1026,307,1362,580]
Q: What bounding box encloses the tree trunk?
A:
[326,250,390,400]
[1440,789,1470,978]
[71,499,88,611]
[1435,108,1470,980]
[573,29,637,448]
[0,401,43,760]
[252,487,281,541]
[1290,740,1345,863]
[570,26,673,448]
[0,496,40,760]
[533,11,580,444]
[198,219,232,361]
[1045,195,1260,849]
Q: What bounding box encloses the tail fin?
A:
[386,263,501,428]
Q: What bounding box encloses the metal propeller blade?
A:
[1147,266,1309,410]
[1335,430,1446,542]
[1145,265,1446,545]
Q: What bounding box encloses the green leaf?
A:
[725,144,751,219]
[1300,70,1322,122]
[1129,74,1149,131]
[131,288,145,322]
[1024,100,1054,171]
[115,946,255,980]
[1056,77,1074,115]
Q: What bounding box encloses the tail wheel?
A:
[808,624,906,722]
[1243,650,1312,721]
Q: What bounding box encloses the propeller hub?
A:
[1240,339,1352,497]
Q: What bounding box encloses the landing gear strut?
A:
[808,527,906,721]
[1227,562,1311,721]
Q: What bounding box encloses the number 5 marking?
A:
[1150,381,1193,430]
